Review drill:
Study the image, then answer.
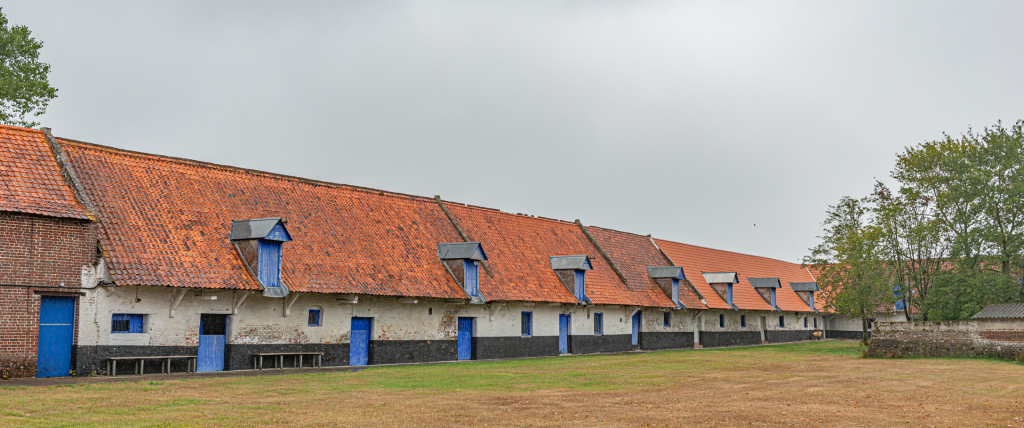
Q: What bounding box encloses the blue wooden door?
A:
[631,311,641,345]
[197,314,226,372]
[350,317,371,366]
[558,314,570,354]
[37,296,75,378]
[457,317,473,360]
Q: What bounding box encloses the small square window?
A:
[663,312,671,328]
[521,312,533,336]
[741,315,746,328]
[594,313,603,335]
[719,314,725,328]
[308,309,322,327]
[779,316,786,328]
[111,314,144,333]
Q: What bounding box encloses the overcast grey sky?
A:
[6,1,1024,263]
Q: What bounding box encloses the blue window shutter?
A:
[129,314,144,333]
[264,223,291,241]
[308,309,321,326]
[809,294,815,309]
[594,313,602,335]
[671,279,680,305]
[521,312,532,336]
[771,288,776,308]
[464,260,479,297]
[258,240,283,287]
[727,285,733,306]
[574,270,586,301]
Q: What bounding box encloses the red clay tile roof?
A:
[58,138,467,298]
[654,239,815,312]
[584,226,700,309]
[0,126,89,220]
[443,203,642,305]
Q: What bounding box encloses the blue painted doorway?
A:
[631,311,641,346]
[457,317,474,360]
[197,314,227,372]
[558,314,570,354]
[37,296,75,378]
[350,317,372,366]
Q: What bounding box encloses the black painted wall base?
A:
[570,334,633,354]
[475,336,559,359]
[699,331,761,348]
[765,330,815,343]
[75,345,198,376]
[226,343,350,370]
[640,332,695,350]
[369,340,457,365]
[826,330,869,340]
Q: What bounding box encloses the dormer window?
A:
[231,218,292,298]
[750,277,782,311]
[550,255,592,303]
[789,282,819,311]
[438,242,488,298]
[647,266,686,307]
[702,272,739,308]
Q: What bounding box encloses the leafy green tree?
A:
[0,8,57,128]
[926,269,1019,320]
[805,196,895,340]
[870,181,949,321]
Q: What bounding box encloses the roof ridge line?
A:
[653,237,803,267]
[56,137,440,204]
[586,224,652,238]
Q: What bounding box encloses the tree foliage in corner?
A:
[807,120,1024,324]
[0,8,57,128]
[804,196,894,340]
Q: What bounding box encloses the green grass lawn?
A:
[2,341,1022,427]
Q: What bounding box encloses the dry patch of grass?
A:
[2,341,1023,426]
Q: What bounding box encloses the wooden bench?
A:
[252,352,323,370]
[106,356,197,376]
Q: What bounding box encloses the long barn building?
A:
[0,125,864,378]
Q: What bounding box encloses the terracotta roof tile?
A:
[654,239,815,312]
[444,204,639,305]
[0,126,89,219]
[585,226,698,309]
[59,139,467,298]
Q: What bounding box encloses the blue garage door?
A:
[558,314,570,354]
[37,296,75,378]
[350,317,372,366]
[197,314,227,372]
[631,311,641,346]
[457,317,473,360]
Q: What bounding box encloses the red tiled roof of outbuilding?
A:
[0,125,90,220]
[443,203,642,305]
[585,226,701,309]
[653,239,815,312]
[58,138,468,298]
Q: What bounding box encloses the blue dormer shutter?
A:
[671,279,680,305]
[574,270,586,301]
[464,260,479,297]
[727,284,733,306]
[770,288,777,308]
[258,240,282,288]
[809,293,814,309]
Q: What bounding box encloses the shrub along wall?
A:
[867,320,1024,361]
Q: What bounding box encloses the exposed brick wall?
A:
[868,321,1024,361]
[0,212,96,378]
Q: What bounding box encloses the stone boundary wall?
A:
[868,320,1024,361]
